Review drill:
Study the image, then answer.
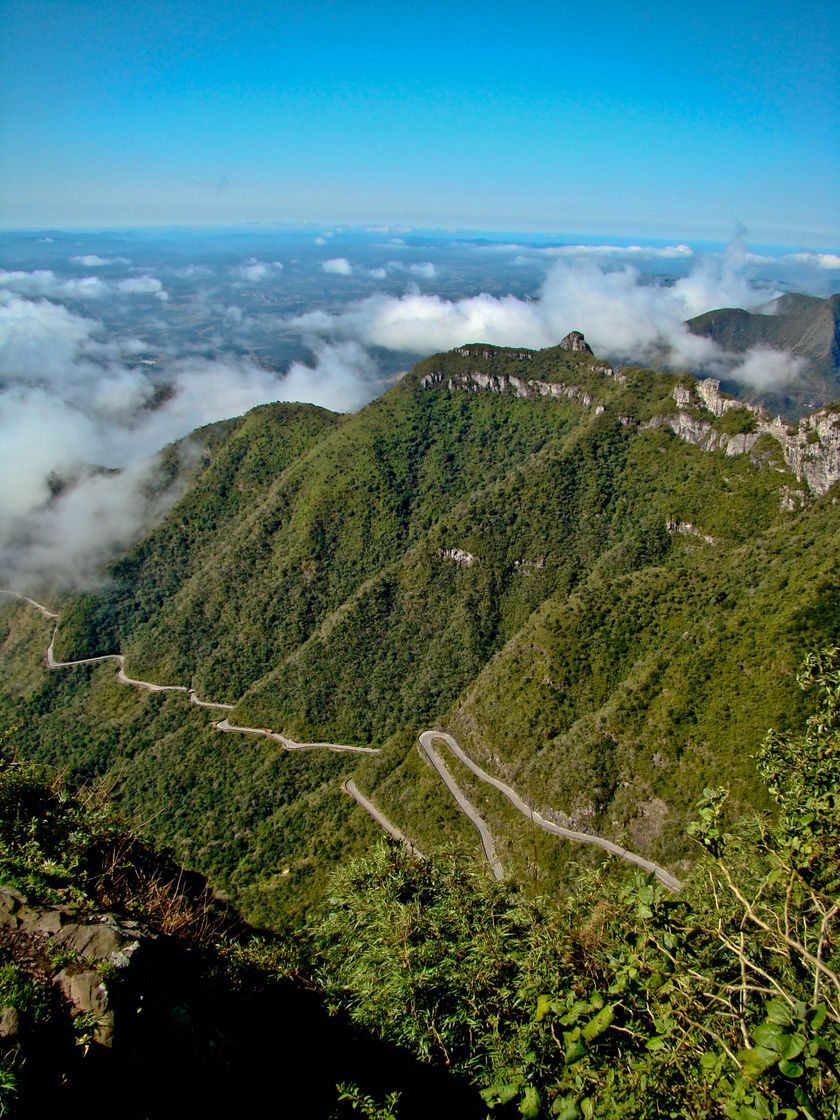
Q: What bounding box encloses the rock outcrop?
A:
[649,379,840,497]
[420,369,604,412]
[559,330,593,354]
[0,884,156,1048]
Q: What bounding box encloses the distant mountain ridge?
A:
[686,292,840,414]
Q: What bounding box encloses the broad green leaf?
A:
[738,1046,777,1081]
[777,1059,803,1078]
[581,1004,614,1042]
[776,1034,804,1061]
[764,999,793,1026]
[497,1083,522,1105]
[535,995,552,1023]
[645,1035,668,1051]
[564,1040,586,1066]
[752,1023,784,1051]
[519,1087,541,1119]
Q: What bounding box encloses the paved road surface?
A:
[343,779,425,858]
[418,732,505,880]
[419,731,682,891]
[215,719,380,755]
[4,590,377,756]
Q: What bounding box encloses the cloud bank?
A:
[232,258,284,283]
[291,240,789,379]
[323,257,353,275]
[0,268,169,301]
[0,291,381,589]
[0,234,823,592]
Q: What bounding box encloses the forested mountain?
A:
[2,336,839,1116]
[1,339,839,928]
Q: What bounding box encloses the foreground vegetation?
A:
[312,649,840,1118]
[0,750,481,1117]
[1,649,837,1117]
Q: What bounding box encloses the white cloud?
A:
[0,288,383,589]
[314,236,328,246]
[280,340,379,411]
[786,252,840,270]
[0,268,169,301]
[174,263,214,279]
[71,254,129,267]
[544,243,694,260]
[289,238,782,378]
[0,294,103,384]
[323,257,353,275]
[232,257,284,282]
[0,269,110,299]
[116,276,168,300]
[386,261,438,278]
[727,346,807,389]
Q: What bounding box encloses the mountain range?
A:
[687,291,840,415]
[2,330,838,929]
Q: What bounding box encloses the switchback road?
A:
[3,590,682,890]
[343,779,425,858]
[3,590,376,756]
[418,731,682,891]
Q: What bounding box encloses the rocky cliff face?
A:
[420,333,608,410]
[651,378,840,497]
[559,330,593,353]
[420,367,604,411]
[422,341,840,499]
[0,884,179,1050]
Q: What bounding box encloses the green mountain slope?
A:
[2,342,838,925]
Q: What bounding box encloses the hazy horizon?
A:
[1,223,837,589]
[2,1,837,246]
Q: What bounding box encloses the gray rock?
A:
[0,887,25,928]
[30,909,67,934]
[54,920,142,968]
[0,1006,20,1039]
[53,969,114,1047]
[559,331,593,353]
[651,380,840,498]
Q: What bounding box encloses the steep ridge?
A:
[686,292,840,415]
[687,293,840,374]
[2,341,838,923]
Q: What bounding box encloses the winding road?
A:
[2,590,376,755]
[419,731,683,892]
[418,732,505,880]
[3,589,682,891]
[343,779,425,858]
[216,719,379,755]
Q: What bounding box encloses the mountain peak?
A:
[559,330,593,353]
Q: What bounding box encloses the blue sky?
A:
[1,0,838,246]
